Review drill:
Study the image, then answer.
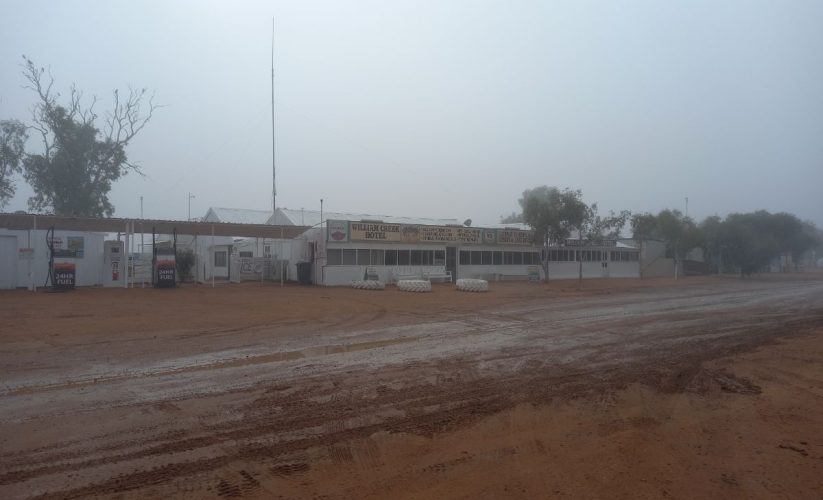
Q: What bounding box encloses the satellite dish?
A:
[463,218,472,227]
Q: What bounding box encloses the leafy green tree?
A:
[0,119,28,209]
[699,215,723,273]
[18,56,158,216]
[631,209,703,278]
[500,211,523,223]
[175,249,195,283]
[630,212,659,279]
[582,204,631,242]
[717,211,816,275]
[519,186,589,281]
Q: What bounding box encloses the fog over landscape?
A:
[1,0,822,226]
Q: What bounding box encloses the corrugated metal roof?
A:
[479,222,533,231]
[271,208,461,227]
[203,207,273,225]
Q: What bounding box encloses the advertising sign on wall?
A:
[498,229,533,246]
[350,222,404,242]
[327,219,349,242]
[483,230,497,245]
[418,226,483,244]
[67,236,85,258]
[563,239,617,247]
[336,220,536,247]
[48,235,85,258]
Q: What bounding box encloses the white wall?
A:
[0,235,18,289]
[0,229,105,288]
[323,265,446,286]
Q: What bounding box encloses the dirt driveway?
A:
[1,275,822,499]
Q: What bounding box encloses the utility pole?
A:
[188,192,196,221]
[271,18,277,212]
[140,196,144,254]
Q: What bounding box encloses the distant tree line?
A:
[506,186,821,280]
[0,56,158,216]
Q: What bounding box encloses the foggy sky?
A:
[1,0,822,227]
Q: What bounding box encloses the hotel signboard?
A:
[331,220,534,246]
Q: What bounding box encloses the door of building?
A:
[446,246,457,280]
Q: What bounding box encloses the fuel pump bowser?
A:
[152,227,177,288]
[103,240,125,287]
[46,226,76,291]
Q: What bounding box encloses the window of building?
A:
[357,249,370,266]
[513,252,523,265]
[493,251,503,265]
[385,249,398,265]
[239,251,253,258]
[482,251,493,265]
[626,251,639,262]
[422,250,431,265]
[398,250,410,265]
[263,245,272,257]
[327,248,342,265]
[371,249,385,265]
[503,251,513,265]
[342,249,357,265]
[470,251,482,265]
[459,251,470,265]
[214,251,227,267]
[434,250,445,265]
[410,250,422,265]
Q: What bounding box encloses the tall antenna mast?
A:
[271,17,277,215]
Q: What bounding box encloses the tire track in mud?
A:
[7,310,823,498]
[2,282,823,498]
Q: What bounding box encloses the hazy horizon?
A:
[2,0,822,227]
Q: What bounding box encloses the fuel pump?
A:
[152,227,177,288]
[103,240,125,287]
[45,226,76,291]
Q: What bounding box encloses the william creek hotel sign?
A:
[327,220,534,246]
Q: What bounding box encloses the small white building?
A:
[0,228,106,289]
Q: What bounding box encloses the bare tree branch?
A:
[18,56,161,216]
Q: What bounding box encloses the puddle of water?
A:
[1,337,418,396]
[240,337,416,365]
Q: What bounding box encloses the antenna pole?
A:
[271,17,277,214]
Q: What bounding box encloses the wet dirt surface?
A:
[1,275,822,499]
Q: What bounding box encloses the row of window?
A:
[459,251,542,266]
[327,248,447,266]
[544,249,639,262]
[610,250,639,262]
[326,248,639,266]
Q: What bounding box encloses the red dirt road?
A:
[1,275,822,499]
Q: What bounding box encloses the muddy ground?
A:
[1,275,822,499]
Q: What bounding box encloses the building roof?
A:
[270,207,461,227]
[203,207,273,225]
[479,222,532,231]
